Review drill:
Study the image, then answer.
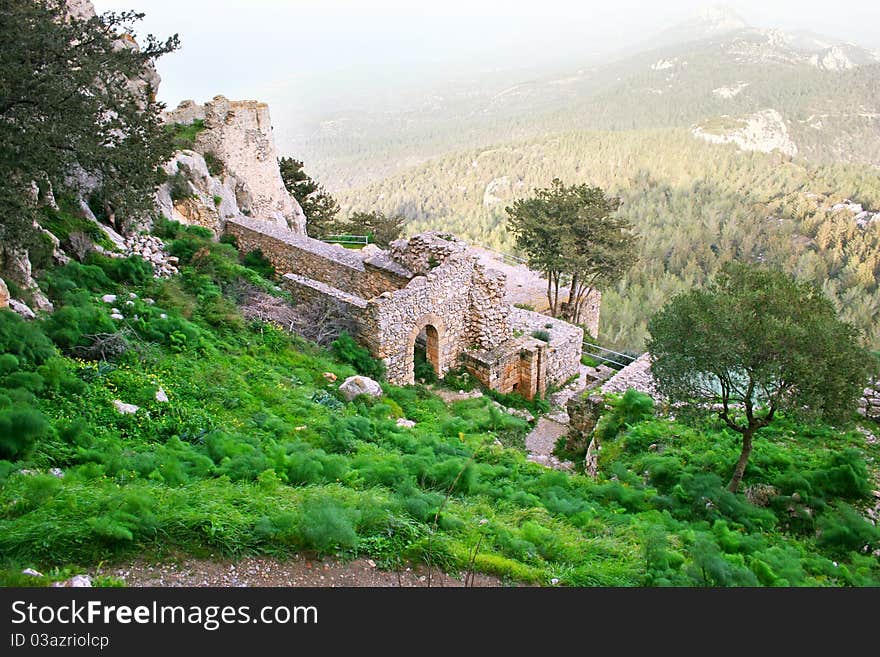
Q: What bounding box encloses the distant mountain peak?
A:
[646,4,750,50]
[695,5,750,33]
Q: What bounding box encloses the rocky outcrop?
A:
[0,247,53,314]
[161,96,306,234]
[122,234,179,278]
[154,150,239,233]
[692,109,798,158]
[0,277,8,309]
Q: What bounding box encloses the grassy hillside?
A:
[337,129,880,351]
[1,220,878,586]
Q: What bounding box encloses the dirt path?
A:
[525,418,572,470]
[111,555,509,587]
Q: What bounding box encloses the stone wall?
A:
[601,353,660,398]
[510,308,584,388]
[360,254,477,384]
[226,217,411,299]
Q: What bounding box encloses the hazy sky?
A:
[92,0,880,116]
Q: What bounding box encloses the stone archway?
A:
[406,314,447,383]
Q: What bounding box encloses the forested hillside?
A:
[337,130,880,351]
[291,28,880,191]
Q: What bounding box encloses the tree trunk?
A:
[727,429,753,493]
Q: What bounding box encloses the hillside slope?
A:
[337,130,880,351]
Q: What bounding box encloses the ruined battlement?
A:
[226,219,585,398]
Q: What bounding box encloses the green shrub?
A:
[165,119,206,150]
[204,151,224,177]
[0,311,56,366]
[817,504,880,556]
[531,329,550,342]
[168,171,193,202]
[331,332,385,380]
[298,496,359,553]
[0,406,50,459]
[241,249,275,279]
[594,389,655,441]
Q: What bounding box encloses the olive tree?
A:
[647,263,874,492]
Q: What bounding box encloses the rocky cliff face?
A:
[159,96,306,235]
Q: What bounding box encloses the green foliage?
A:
[594,389,655,441]
[341,210,406,247]
[506,179,638,322]
[0,406,50,459]
[241,249,276,279]
[278,157,340,238]
[0,0,178,248]
[648,262,874,491]
[531,329,550,342]
[203,151,224,177]
[168,170,193,202]
[165,120,206,151]
[331,332,386,380]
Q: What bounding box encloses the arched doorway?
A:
[407,315,445,384]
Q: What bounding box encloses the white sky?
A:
[92,1,880,116]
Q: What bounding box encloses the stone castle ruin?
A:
[227,218,584,397]
[161,97,588,398]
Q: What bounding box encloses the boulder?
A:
[339,375,383,401]
[396,418,416,428]
[155,388,169,403]
[0,277,8,308]
[52,574,92,588]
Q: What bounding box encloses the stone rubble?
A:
[122,234,179,278]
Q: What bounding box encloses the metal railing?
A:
[582,341,637,369]
[321,234,370,246]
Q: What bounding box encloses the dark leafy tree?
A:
[0,1,179,249]
[278,157,339,237]
[647,263,875,492]
[344,210,406,247]
[506,179,637,322]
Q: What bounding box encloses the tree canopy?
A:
[0,0,178,249]
[505,178,638,324]
[647,263,875,492]
[345,210,406,247]
[278,157,340,238]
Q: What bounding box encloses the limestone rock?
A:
[8,299,36,320]
[101,294,117,303]
[155,388,169,403]
[339,376,383,401]
[0,277,7,309]
[21,568,43,578]
[163,96,306,233]
[52,574,92,588]
[113,400,140,415]
[396,418,416,428]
